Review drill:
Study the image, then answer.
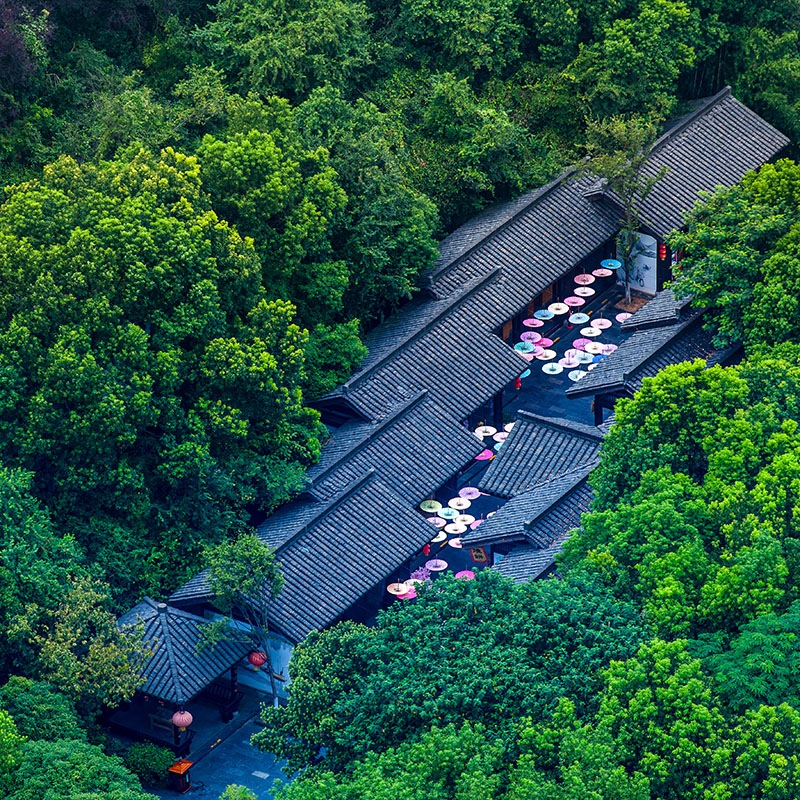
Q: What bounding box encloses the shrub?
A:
[123,741,175,785]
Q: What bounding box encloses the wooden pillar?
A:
[593,397,604,427]
[493,390,504,430]
[230,664,239,695]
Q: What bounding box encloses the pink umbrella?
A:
[398,586,417,599]
[448,538,463,549]
[538,337,554,348]
[591,318,612,330]
[565,296,585,307]
[603,343,619,355]
[427,516,447,528]
[592,267,614,277]
[455,570,476,580]
[520,331,542,343]
[493,431,508,442]
[458,487,481,500]
[425,559,448,571]
[469,519,484,530]
[520,351,535,361]
[615,312,632,323]
[475,449,494,461]
[559,357,580,368]
[573,338,591,350]
[574,274,595,285]
[523,317,544,328]
[563,348,580,359]
[574,286,595,297]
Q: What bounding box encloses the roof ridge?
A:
[153,601,186,705]
[520,460,598,527]
[341,268,503,391]
[623,311,704,381]
[425,168,580,287]
[516,410,606,441]
[275,469,378,555]
[650,87,732,153]
[306,391,429,487]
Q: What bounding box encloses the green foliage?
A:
[123,742,175,785]
[275,722,507,800]
[0,466,79,676]
[303,321,368,400]
[707,601,800,714]
[254,571,645,773]
[0,678,85,742]
[5,739,155,800]
[197,0,374,100]
[0,709,25,777]
[16,576,147,719]
[0,147,322,600]
[220,787,258,800]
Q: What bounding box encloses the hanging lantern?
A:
[658,243,668,261]
[248,651,267,670]
[172,709,193,731]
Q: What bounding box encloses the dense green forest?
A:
[3,0,800,797]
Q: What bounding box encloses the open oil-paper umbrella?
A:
[448,496,471,510]
[538,337,554,348]
[584,341,605,355]
[591,317,612,330]
[559,356,580,369]
[573,338,591,350]
[601,258,622,270]
[514,341,535,353]
[426,559,448,572]
[455,570,475,580]
[427,516,447,528]
[575,350,594,364]
[430,530,447,543]
[504,422,515,432]
[574,273,595,285]
[536,349,557,361]
[534,309,554,320]
[475,449,494,461]
[574,286,595,297]
[523,317,544,328]
[458,486,481,500]
[387,582,412,595]
[444,522,467,534]
[520,331,542,343]
[564,296,585,308]
[548,302,570,315]
[581,326,601,337]
[542,362,564,375]
[615,312,632,323]
[603,343,619,355]
[438,507,459,519]
[592,267,614,277]
[475,424,497,437]
[569,312,590,325]
[568,370,588,382]
[448,538,463,549]
[419,499,442,513]
[455,513,475,525]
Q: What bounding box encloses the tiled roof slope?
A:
[464,463,595,548]
[638,88,789,238]
[566,313,716,398]
[171,471,435,643]
[491,538,568,583]
[621,289,692,330]
[341,271,529,420]
[119,598,248,704]
[479,411,605,498]
[305,391,481,503]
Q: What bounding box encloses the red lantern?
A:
[514,377,522,390]
[658,243,668,261]
[248,651,267,670]
[172,709,193,731]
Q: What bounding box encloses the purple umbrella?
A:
[523,318,545,328]
[590,318,612,330]
[520,331,542,343]
[573,338,591,350]
[425,559,448,572]
[427,516,447,528]
[458,486,481,500]
[559,357,580,368]
[565,296,585,307]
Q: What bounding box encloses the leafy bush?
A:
[0,677,85,742]
[124,742,176,785]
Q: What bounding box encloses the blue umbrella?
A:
[514,341,534,353]
[533,309,555,320]
[601,258,622,270]
[519,369,531,378]
[592,354,607,362]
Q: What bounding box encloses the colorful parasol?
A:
[430,530,447,543]
[519,368,531,378]
[475,449,494,461]
[559,356,580,368]
[573,338,591,350]
[593,267,614,277]
[538,337,554,348]
[425,559,448,572]
[548,302,570,315]
[534,309,554,321]
[564,296,585,308]
[514,341,534,353]
[580,326,601,337]
[602,343,618,355]
[444,522,467,534]
[574,286,595,297]
[584,341,605,355]
[458,486,481,500]
[387,582,412,595]
[568,370,588,382]
[536,349,557,361]
[448,538,463,549]
[523,317,545,328]
[493,431,508,442]
[438,507,459,519]
[542,362,564,375]
[455,513,476,525]
[427,516,447,528]
[601,259,622,270]
[455,570,476,580]
[504,422,515,432]
[469,519,484,530]
[590,317,612,330]
[574,274,595,285]
[448,496,471,510]
[575,350,594,364]
[475,425,497,438]
[520,331,542,343]
[419,499,442,513]
[398,586,417,599]
[615,312,632,323]
[569,312,590,325]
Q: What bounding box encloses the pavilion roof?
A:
[119,598,249,705]
[490,539,568,583]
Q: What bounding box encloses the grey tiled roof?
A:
[491,539,568,583]
[119,598,249,704]
[171,471,435,643]
[464,463,595,548]
[621,290,692,330]
[305,391,481,503]
[566,313,718,398]
[479,411,605,498]
[637,88,789,238]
